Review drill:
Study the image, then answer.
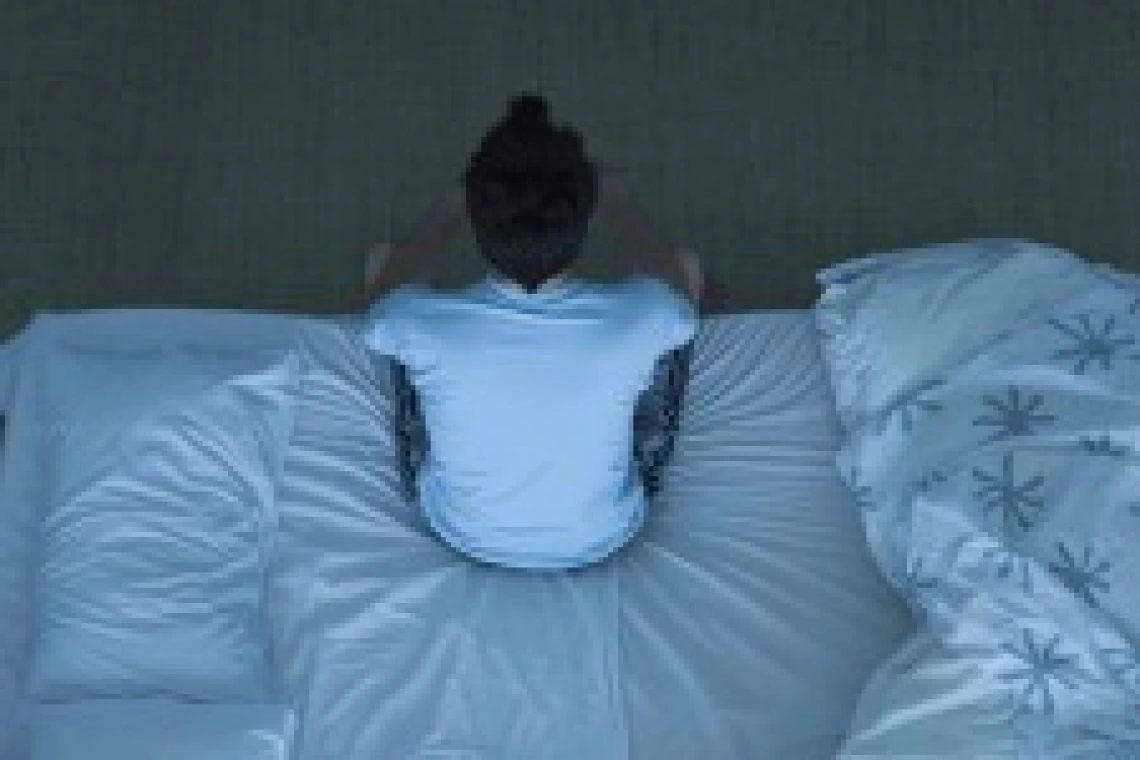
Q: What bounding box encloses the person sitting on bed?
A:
[358,93,703,572]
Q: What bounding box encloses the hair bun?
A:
[507,94,550,128]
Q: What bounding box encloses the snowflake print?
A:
[973,387,1057,444]
[1077,702,1140,760]
[893,550,939,602]
[913,468,949,494]
[996,628,1080,719]
[1079,435,1133,457]
[845,464,876,513]
[896,380,947,434]
[1101,645,1140,694]
[1101,738,1140,759]
[1046,541,1112,608]
[980,544,1035,596]
[1048,313,1137,374]
[891,551,962,637]
[973,452,1048,534]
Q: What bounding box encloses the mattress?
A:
[266,310,916,759]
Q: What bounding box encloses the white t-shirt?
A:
[360,269,698,570]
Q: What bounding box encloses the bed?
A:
[2,239,1138,759]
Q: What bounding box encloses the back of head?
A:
[461,94,599,293]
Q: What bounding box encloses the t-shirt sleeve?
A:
[660,288,698,350]
[358,285,427,360]
[628,276,699,354]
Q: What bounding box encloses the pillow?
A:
[32,700,295,760]
[0,331,34,758]
[31,345,301,702]
[0,330,37,756]
[813,238,1106,433]
[0,406,12,754]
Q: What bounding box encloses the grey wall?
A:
[5,1,1140,337]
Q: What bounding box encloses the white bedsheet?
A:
[267,311,915,759]
[0,308,915,758]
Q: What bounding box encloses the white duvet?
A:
[832,262,1140,756]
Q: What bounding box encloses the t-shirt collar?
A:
[485,270,573,296]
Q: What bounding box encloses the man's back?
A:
[360,272,697,569]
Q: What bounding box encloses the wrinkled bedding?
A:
[267,312,913,759]
[831,262,1140,756]
[0,308,915,759]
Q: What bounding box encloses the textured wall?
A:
[4,1,1140,336]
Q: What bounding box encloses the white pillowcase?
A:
[0,345,18,758]
[32,700,295,760]
[812,238,1106,433]
[31,345,301,702]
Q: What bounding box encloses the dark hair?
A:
[461,93,599,293]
